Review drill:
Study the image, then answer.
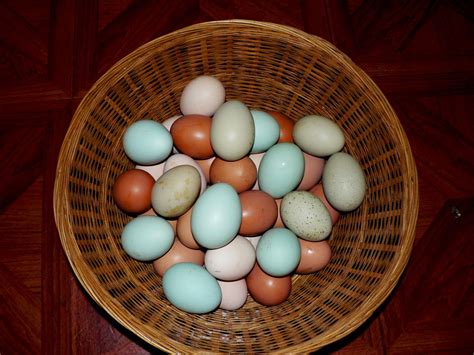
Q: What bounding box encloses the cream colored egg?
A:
[180,76,225,116]
[218,279,248,310]
[151,165,201,218]
[280,191,332,241]
[322,152,366,211]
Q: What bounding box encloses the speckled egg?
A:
[280,191,332,241]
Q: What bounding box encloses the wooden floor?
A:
[1,0,473,353]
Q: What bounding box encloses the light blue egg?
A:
[191,183,241,249]
[121,215,174,261]
[258,143,305,198]
[123,119,173,165]
[256,228,301,277]
[163,262,222,313]
[250,110,280,153]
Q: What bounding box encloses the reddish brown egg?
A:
[246,263,292,306]
[112,169,154,214]
[309,184,340,224]
[195,157,215,183]
[176,206,200,249]
[296,240,332,274]
[267,111,294,143]
[210,157,257,193]
[297,153,325,191]
[239,191,278,236]
[170,114,214,159]
[153,238,205,277]
[274,199,284,228]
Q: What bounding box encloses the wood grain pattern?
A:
[0,0,473,353]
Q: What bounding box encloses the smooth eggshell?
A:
[296,153,325,191]
[245,236,261,250]
[258,143,304,198]
[267,111,294,143]
[211,100,255,161]
[246,263,292,306]
[195,157,215,183]
[151,165,201,218]
[250,110,280,153]
[256,228,301,277]
[293,115,345,157]
[280,191,332,241]
[309,184,340,224]
[153,238,205,277]
[176,206,200,249]
[171,114,214,159]
[121,216,174,261]
[191,183,242,249]
[123,119,172,165]
[210,157,257,193]
[249,153,265,190]
[205,236,256,281]
[218,279,248,310]
[180,76,225,117]
[164,154,207,194]
[296,240,332,274]
[141,208,178,234]
[239,190,278,236]
[112,169,154,214]
[162,114,182,153]
[163,263,222,314]
[322,152,366,212]
[135,162,165,181]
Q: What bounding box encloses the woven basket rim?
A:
[53,19,419,353]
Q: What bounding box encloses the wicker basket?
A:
[53,20,418,353]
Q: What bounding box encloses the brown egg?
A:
[239,191,278,236]
[274,199,284,227]
[176,206,200,249]
[309,184,340,224]
[246,263,292,306]
[195,157,215,183]
[296,240,332,274]
[297,153,325,191]
[210,157,257,193]
[153,238,205,277]
[170,114,214,159]
[141,208,178,233]
[267,111,294,143]
[112,169,154,214]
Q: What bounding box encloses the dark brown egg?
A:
[112,169,154,214]
[296,240,332,274]
[239,191,278,236]
[267,111,294,143]
[209,157,257,193]
[309,184,340,224]
[153,238,205,277]
[170,114,214,159]
[246,263,291,306]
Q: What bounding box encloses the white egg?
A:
[322,152,366,211]
[218,279,248,310]
[180,76,225,116]
[293,115,345,157]
[280,191,332,241]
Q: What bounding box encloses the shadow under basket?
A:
[53,20,419,353]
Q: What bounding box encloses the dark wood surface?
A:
[1,0,473,353]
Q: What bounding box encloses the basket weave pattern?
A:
[54,20,418,353]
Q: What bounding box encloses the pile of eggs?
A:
[112,75,366,314]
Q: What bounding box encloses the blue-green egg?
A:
[123,119,173,165]
[191,183,241,249]
[163,262,222,314]
[250,110,280,153]
[256,228,301,277]
[258,143,305,198]
[121,215,174,261]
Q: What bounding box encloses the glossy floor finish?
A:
[0,0,473,353]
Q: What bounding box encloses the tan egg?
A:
[297,153,325,191]
[274,198,284,228]
[195,157,215,183]
[296,240,332,274]
[210,157,257,193]
[176,206,200,249]
[309,184,340,224]
[153,238,205,277]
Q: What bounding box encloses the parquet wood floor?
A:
[1,1,472,353]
